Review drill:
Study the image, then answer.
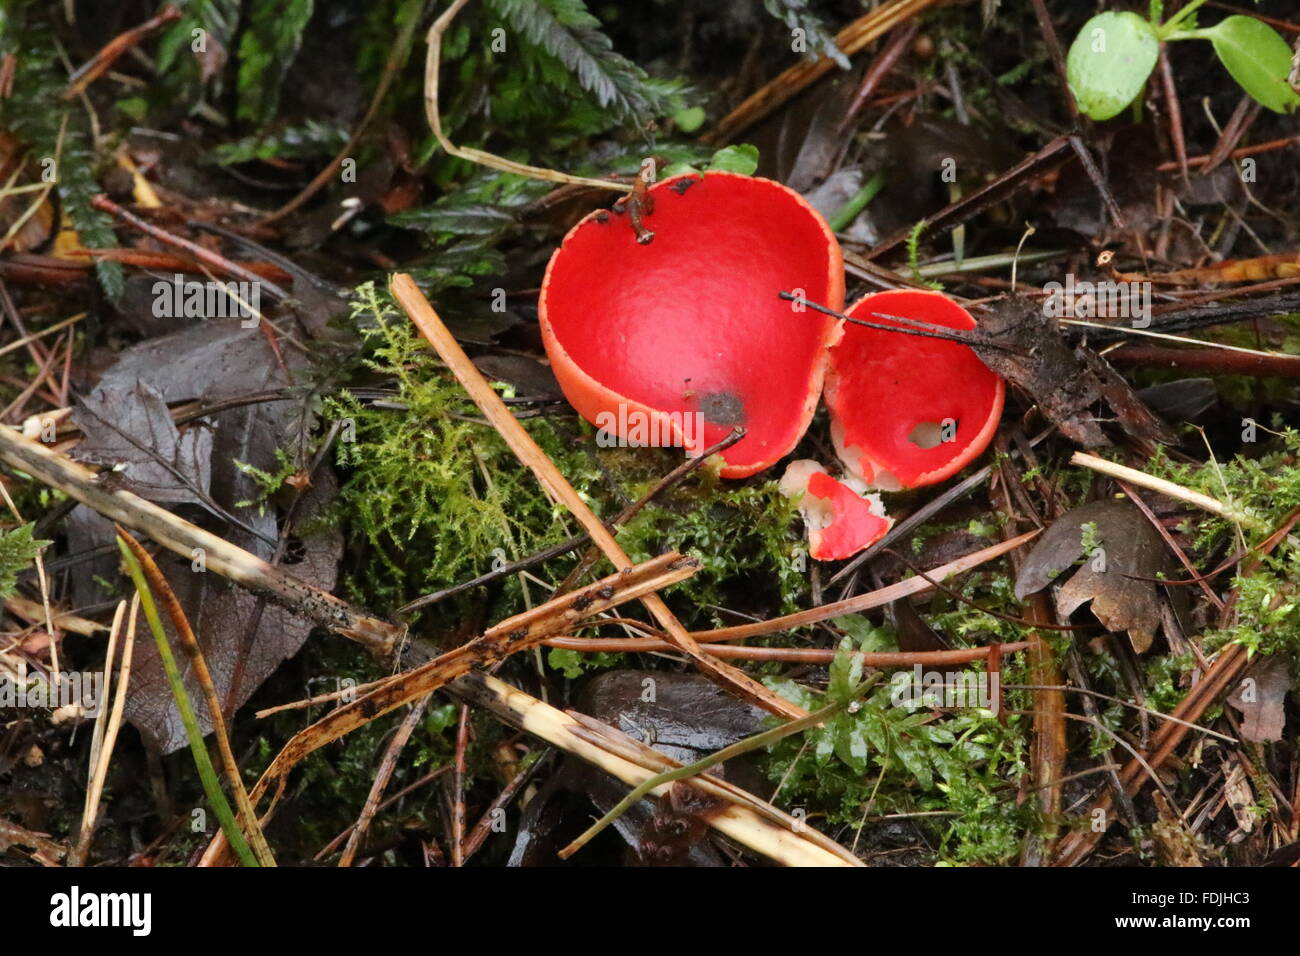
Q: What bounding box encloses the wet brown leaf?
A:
[66,318,339,752]
[1226,656,1291,743]
[508,671,768,866]
[1015,499,1170,652]
[72,381,212,505]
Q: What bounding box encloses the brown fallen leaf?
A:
[72,381,212,505]
[65,318,339,752]
[1219,754,1256,840]
[1226,656,1291,743]
[1015,499,1170,652]
[121,475,342,754]
[0,131,55,254]
[508,671,770,866]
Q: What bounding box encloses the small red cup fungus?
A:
[824,289,1004,490]
[780,460,892,560]
[539,171,844,478]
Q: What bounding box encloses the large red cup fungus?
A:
[780,460,892,561]
[825,289,1004,490]
[539,171,844,478]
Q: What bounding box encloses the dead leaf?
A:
[1137,378,1217,423]
[0,131,54,254]
[72,381,212,505]
[1226,656,1291,742]
[508,671,769,866]
[65,317,341,752]
[1220,755,1256,840]
[976,296,1175,453]
[1016,499,1170,652]
[472,354,562,401]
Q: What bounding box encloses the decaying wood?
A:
[975,297,1175,452]
[391,272,807,721]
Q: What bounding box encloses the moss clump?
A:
[761,626,1036,865]
[326,282,813,650]
[1148,426,1300,658]
[325,283,596,616]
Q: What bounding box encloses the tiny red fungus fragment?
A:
[539,171,844,478]
[825,289,1004,490]
[780,460,891,561]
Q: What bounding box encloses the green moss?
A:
[327,282,813,661]
[1146,427,1300,657]
[325,283,592,614]
[760,629,1036,865]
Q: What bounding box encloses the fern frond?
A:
[236,0,316,127]
[486,0,674,126]
[761,0,849,68]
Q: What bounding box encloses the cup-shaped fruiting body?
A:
[780,459,892,561]
[825,290,1004,490]
[540,171,844,478]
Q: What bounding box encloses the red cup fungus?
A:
[539,171,844,478]
[824,289,1004,490]
[779,460,892,560]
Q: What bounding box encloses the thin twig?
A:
[116,535,263,867]
[200,551,700,864]
[338,695,430,867]
[691,531,1037,644]
[0,423,404,656]
[559,674,883,859]
[704,0,941,144]
[63,5,180,99]
[552,427,745,595]
[91,194,288,300]
[1070,451,1260,527]
[71,598,132,866]
[544,635,1032,666]
[399,427,744,614]
[262,0,426,225]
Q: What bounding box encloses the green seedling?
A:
[1066,1,1300,121]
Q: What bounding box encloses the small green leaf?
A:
[672,106,706,133]
[1066,12,1160,120]
[706,144,759,176]
[660,161,702,179]
[833,715,869,775]
[896,737,934,790]
[1203,16,1300,114]
[827,636,863,703]
[0,524,51,601]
